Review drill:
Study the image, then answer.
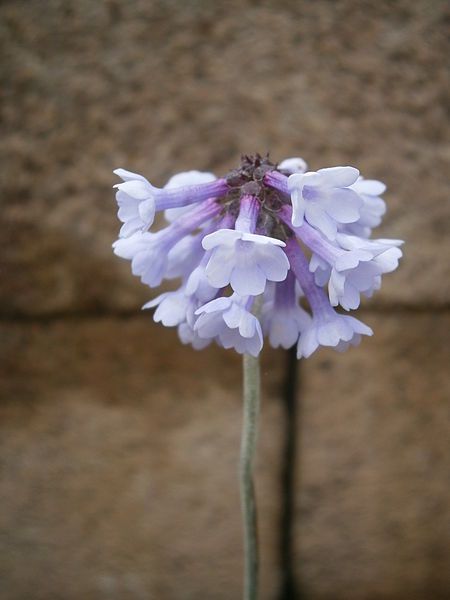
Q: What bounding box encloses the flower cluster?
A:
[112,154,402,358]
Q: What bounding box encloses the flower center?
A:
[221,153,292,240]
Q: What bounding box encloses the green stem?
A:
[240,352,261,600]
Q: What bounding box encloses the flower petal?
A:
[324,188,362,223]
[305,204,337,240]
[318,166,360,187]
[278,157,308,174]
[115,180,153,200]
[202,229,241,250]
[230,263,266,296]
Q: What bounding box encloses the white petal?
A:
[165,170,216,189]
[119,218,143,238]
[318,166,360,187]
[230,264,266,296]
[195,313,223,338]
[178,323,211,350]
[195,296,231,315]
[375,238,404,248]
[299,171,324,187]
[238,312,257,339]
[138,198,156,226]
[297,328,318,358]
[154,294,189,326]
[278,157,308,174]
[317,316,353,346]
[245,325,263,357]
[256,245,290,281]
[116,190,139,216]
[241,232,285,247]
[324,188,362,223]
[334,250,372,271]
[115,180,153,200]
[343,315,373,336]
[340,283,361,310]
[205,246,235,288]
[305,204,337,240]
[114,168,148,182]
[142,293,168,310]
[202,229,242,250]
[223,302,244,329]
[112,233,149,259]
[287,173,305,191]
[352,178,386,196]
[328,270,345,306]
[374,247,403,273]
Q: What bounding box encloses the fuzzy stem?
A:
[240,351,261,600]
[279,345,301,599]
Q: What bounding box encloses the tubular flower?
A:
[112,153,403,357]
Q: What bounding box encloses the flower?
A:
[113,168,227,237]
[112,154,403,358]
[277,157,308,174]
[280,212,404,310]
[113,199,221,286]
[195,294,263,357]
[283,237,373,357]
[203,195,290,296]
[163,170,217,223]
[261,273,310,349]
[113,169,158,238]
[298,312,373,358]
[266,166,362,240]
[347,177,386,238]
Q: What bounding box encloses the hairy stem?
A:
[279,346,301,599]
[240,352,261,600]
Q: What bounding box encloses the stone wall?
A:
[1,1,449,598]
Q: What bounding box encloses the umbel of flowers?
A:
[113,154,403,358]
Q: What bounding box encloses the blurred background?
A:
[1,1,449,598]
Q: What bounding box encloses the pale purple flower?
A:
[184,255,218,303]
[113,168,227,237]
[284,237,373,358]
[266,166,362,240]
[178,321,212,350]
[346,177,387,237]
[112,153,402,358]
[143,288,191,327]
[164,232,205,280]
[203,195,289,296]
[278,157,308,174]
[113,169,157,238]
[113,199,221,286]
[261,273,310,349]
[297,311,373,358]
[195,294,263,357]
[164,170,216,223]
[281,212,404,310]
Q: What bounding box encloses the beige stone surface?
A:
[0,317,285,600]
[1,0,449,316]
[297,312,450,599]
[0,312,449,599]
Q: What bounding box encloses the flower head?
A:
[112,153,403,358]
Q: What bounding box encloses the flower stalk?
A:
[240,350,261,600]
[111,153,403,597]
